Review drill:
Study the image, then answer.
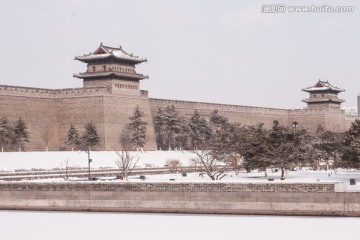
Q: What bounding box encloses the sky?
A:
[0,0,359,109]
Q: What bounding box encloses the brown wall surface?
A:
[149,98,290,129]
[0,85,156,151]
[0,84,358,151]
[102,93,156,150]
[0,94,59,151]
[150,98,354,132]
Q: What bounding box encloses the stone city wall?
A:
[0,92,59,151]
[0,85,155,151]
[1,182,360,216]
[149,98,352,131]
[149,98,290,129]
[0,85,357,151]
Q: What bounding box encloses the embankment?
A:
[0,182,359,216]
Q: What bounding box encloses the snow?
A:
[0,211,359,240]
[1,151,360,239]
[0,151,196,171]
[1,151,360,191]
[76,49,146,61]
[112,49,146,61]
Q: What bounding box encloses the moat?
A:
[1,211,359,240]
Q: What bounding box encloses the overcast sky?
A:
[0,0,359,109]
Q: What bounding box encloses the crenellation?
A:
[149,98,289,113]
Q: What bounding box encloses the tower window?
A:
[92,66,96,72]
[103,65,106,71]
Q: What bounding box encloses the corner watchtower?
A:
[73,43,148,93]
[302,80,345,110]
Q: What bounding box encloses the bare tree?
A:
[59,158,72,180]
[188,157,201,172]
[165,159,182,173]
[114,129,139,179]
[114,147,139,180]
[192,149,228,180]
[229,154,241,176]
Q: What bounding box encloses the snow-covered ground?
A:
[1,151,360,191]
[0,211,359,240]
[0,150,196,171]
[1,152,360,240]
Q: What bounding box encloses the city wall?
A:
[149,98,352,132]
[1,182,360,216]
[0,85,156,151]
[0,85,357,151]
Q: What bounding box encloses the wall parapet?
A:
[150,98,349,116]
[0,85,148,98]
[149,98,289,113]
[0,182,336,193]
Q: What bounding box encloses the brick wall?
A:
[0,85,155,151]
[0,182,335,193]
[150,98,352,132]
[0,84,358,151]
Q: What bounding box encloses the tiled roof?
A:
[75,43,147,63]
[302,80,344,93]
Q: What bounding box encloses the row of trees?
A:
[65,122,101,151]
[0,106,147,152]
[152,105,360,180]
[0,117,30,152]
[64,106,148,151]
[153,106,227,151]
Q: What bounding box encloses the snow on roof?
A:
[75,43,147,63]
[302,80,345,92]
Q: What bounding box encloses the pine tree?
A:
[13,118,30,152]
[240,123,268,172]
[174,119,189,150]
[128,106,148,150]
[0,116,13,152]
[313,125,343,170]
[65,123,80,151]
[209,110,228,133]
[163,105,182,150]
[264,120,312,179]
[81,122,100,150]
[188,110,212,149]
[153,108,166,150]
[342,119,360,168]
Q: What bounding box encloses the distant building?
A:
[342,106,358,116]
[302,80,345,110]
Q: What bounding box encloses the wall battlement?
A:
[0,85,154,99]
[149,98,356,132]
[150,98,346,115]
[149,98,289,114]
[0,82,358,150]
